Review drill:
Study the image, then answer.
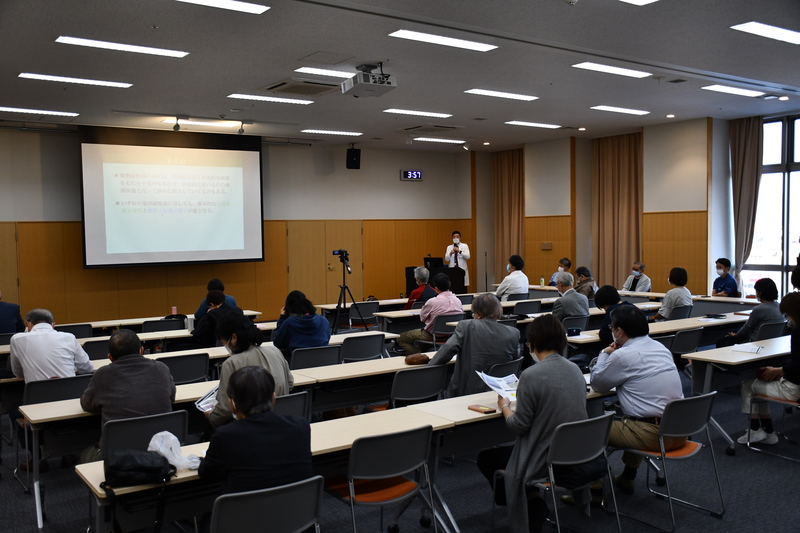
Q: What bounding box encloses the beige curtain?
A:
[493,149,525,284]
[591,133,643,287]
[730,116,763,286]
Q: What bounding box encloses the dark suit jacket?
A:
[0,301,24,334]
[199,411,312,495]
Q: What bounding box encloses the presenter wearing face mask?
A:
[445,230,471,287]
[621,262,651,293]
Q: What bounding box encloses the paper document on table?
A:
[697,318,725,322]
[733,344,762,354]
[476,371,519,400]
[195,384,219,412]
[568,334,595,340]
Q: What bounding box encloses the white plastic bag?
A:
[147,431,201,470]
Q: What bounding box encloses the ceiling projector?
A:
[341,71,397,97]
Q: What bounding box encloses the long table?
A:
[56,310,262,332]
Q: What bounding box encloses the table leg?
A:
[427,433,460,533]
[692,361,736,452]
[32,424,43,529]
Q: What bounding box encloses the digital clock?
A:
[400,170,423,181]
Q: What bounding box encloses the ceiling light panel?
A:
[572,62,651,78]
[505,121,561,129]
[389,30,497,52]
[294,67,355,78]
[412,137,465,144]
[228,93,313,104]
[55,36,189,57]
[383,109,452,118]
[173,0,270,14]
[162,119,238,127]
[464,89,538,101]
[0,106,79,117]
[701,85,764,97]
[19,73,132,88]
[731,21,800,45]
[590,105,650,115]
[618,0,660,5]
[301,129,363,136]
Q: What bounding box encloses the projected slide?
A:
[82,143,262,267]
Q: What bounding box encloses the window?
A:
[742,116,800,295]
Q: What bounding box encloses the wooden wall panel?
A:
[61,223,119,323]
[643,211,708,294]
[286,221,327,307]
[524,216,573,286]
[254,221,287,320]
[0,222,20,304]
[166,264,214,318]
[363,220,397,299]
[325,220,363,303]
[118,266,169,319]
[18,222,68,319]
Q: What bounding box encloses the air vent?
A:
[258,77,340,96]
[403,123,463,135]
[668,79,688,84]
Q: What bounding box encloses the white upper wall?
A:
[524,139,571,217]
[643,118,708,213]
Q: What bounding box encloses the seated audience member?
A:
[397,273,463,355]
[426,293,519,397]
[0,289,24,334]
[477,315,589,532]
[738,292,800,445]
[551,272,590,322]
[712,258,739,297]
[404,266,437,309]
[191,290,243,348]
[496,255,530,302]
[594,285,635,346]
[208,314,293,429]
[590,305,685,494]
[717,278,784,348]
[574,266,597,299]
[271,290,331,356]
[650,267,692,321]
[548,257,571,286]
[195,278,237,322]
[199,366,312,495]
[80,329,176,463]
[621,261,651,293]
[10,308,93,383]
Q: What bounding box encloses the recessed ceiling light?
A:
[412,137,466,144]
[578,127,586,131]
[19,72,132,88]
[162,119,238,128]
[55,36,189,58]
[483,142,490,145]
[666,114,675,118]
[590,105,650,115]
[301,129,363,136]
[464,89,538,101]
[383,108,452,118]
[731,21,800,45]
[294,67,355,78]
[228,93,313,105]
[572,62,651,78]
[389,30,497,52]
[505,121,561,129]
[618,0,660,5]
[173,0,269,14]
[701,85,764,98]
[779,96,790,101]
[0,106,79,117]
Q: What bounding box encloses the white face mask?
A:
[632,270,641,277]
[667,278,671,285]
[506,264,511,273]
[223,343,233,354]
[453,238,460,245]
[716,268,724,276]
[611,328,621,345]
[558,266,564,272]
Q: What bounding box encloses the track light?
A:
[173,117,180,132]
[238,122,244,135]
[462,143,471,151]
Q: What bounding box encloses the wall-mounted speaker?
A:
[346,148,361,169]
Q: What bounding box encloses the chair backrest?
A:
[513,300,541,315]
[390,365,447,407]
[562,315,589,331]
[23,374,94,405]
[754,321,787,341]
[486,357,523,379]
[652,335,675,351]
[506,293,529,301]
[431,313,465,338]
[670,327,703,355]
[55,323,93,339]
[210,475,324,533]
[411,301,425,309]
[658,392,716,438]
[156,353,209,385]
[457,294,474,305]
[547,412,614,466]
[497,318,518,330]
[349,301,379,321]
[273,391,311,420]
[0,332,15,345]
[349,425,432,480]
[101,411,188,458]
[290,345,342,370]
[82,339,110,360]
[164,313,189,329]
[141,318,184,333]
[668,305,693,320]
[341,334,385,363]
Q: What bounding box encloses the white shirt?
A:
[9,323,93,383]
[445,243,471,286]
[658,286,693,319]
[621,273,651,292]
[496,270,529,301]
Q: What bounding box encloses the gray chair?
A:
[290,345,342,370]
[622,392,724,533]
[670,327,703,370]
[562,315,589,331]
[486,357,523,379]
[457,294,474,305]
[369,365,448,411]
[82,339,110,360]
[274,391,311,421]
[512,300,541,315]
[156,353,209,385]
[414,313,465,352]
[101,410,188,458]
[210,475,324,533]
[747,394,800,462]
[341,334,385,363]
[346,302,380,332]
[141,318,185,333]
[55,324,92,339]
[668,305,693,320]
[0,332,15,345]
[754,321,787,341]
[326,425,436,533]
[506,293,529,301]
[652,335,675,351]
[411,301,425,309]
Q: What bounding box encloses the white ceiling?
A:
[2,0,799,152]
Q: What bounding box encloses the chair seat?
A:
[631,440,703,460]
[754,394,800,408]
[327,476,419,503]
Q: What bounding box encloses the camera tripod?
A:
[330,250,366,334]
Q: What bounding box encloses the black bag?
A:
[102,449,176,488]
